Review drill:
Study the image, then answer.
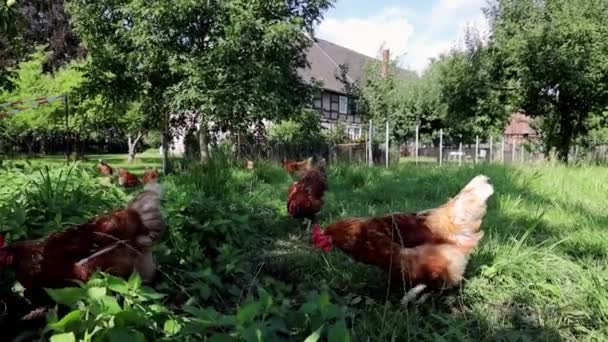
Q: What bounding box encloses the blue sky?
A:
[316,0,489,72]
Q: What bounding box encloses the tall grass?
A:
[0,157,607,340]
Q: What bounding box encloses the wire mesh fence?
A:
[169,122,608,168]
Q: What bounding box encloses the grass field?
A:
[0,154,607,341]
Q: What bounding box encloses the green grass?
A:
[3,149,163,175]
[257,162,608,341]
[1,154,607,341]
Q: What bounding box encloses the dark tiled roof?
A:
[504,112,537,136]
[299,38,415,95]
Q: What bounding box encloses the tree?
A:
[0,49,82,155]
[169,0,334,161]
[485,0,608,161]
[391,59,445,143]
[0,0,22,90]
[436,28,511,144]
[68,0,334,165]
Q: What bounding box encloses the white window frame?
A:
[339,95,348,114]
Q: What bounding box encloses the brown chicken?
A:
[143,168,160,184]
[98,160,114,176]
[312,175,493,304]
[287,159,327,222]
[282,157,313,176]
[118,168,140,187]
[0,182,165,297]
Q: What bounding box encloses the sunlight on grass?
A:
[0,157,606,340]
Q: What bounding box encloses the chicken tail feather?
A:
[421,175,493,241]
[128,182,165,246]
[450,175,493,232]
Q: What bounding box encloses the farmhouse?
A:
[504,111,538,145]
[301,38,414,141]
[168,38,410,154]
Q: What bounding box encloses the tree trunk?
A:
[127,131,144,163]
[199,124,210,162]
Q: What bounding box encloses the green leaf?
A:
[105,327,147,342]
[318,291,330,310]
[139,286,165,300]
[128,272,142,289]
[48,310,82,332]
[50,332,75,342]
[198,283,211,300]
[236,301,261,326]
[115,310,145,327]
[100,295,122,314]
[46,287,86,306]
[328,321,350,342]
[209,333,238,342]
[303,325,324,342]
[107,275,129,294]
[87,286,106,300]
[322,304,342,320]
[164,319,182,336]
[241,324,264,342]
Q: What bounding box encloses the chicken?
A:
[311,175,493,304]
[118,168,140,187]
[143,168,160,184]
[246,160,255,171]
[98,160,114,176]
[0,182,165,297]
[282,157,313,176]
[287,159,327,223]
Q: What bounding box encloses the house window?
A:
[339,96,348,114]
[322,94,330,110]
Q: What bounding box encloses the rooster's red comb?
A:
[312,224,332,252]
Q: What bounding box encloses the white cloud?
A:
[317,8,415,61]
[317,1,489,73]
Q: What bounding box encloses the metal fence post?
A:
[459,142,463,166]
[415,124,419,165]
[439,129,443,166]
[512,140,516,163]
[501,136,505,163]
[385,121,389,168]
[475,136,479,165]
[368,120,373,166]
[490,136,493,163]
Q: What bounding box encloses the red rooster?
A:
[98,160,114,176]
[118,168,140,187]
[312,175,493,304]
[142,168,160,184]
[287,159,327,231]
[0,182,165,297]
[282,157,313,177]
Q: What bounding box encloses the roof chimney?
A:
[381,49,390,78]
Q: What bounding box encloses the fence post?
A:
[439,129,443,166]
[364,127,368,163]
[368,120,373,167]
[475,136,479,165]
[512,140,516,163]
[501,136,505,163]
[415,124,419,165]
[458,142,463,166]
[385,121,389,168]
[489,136,493,163]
